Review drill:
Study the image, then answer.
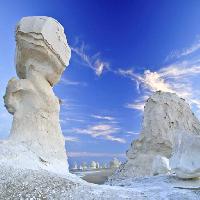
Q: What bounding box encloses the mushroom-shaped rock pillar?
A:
[2,16,71,175]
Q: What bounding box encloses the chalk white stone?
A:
[1,16,71,175]
[152,155,171,175]
[170,131,200,179]
[103,163,108,169]
[109,92,200,180]
[110,158,121,169]
[96,162,100,169]
[90,161,97,169]
[82,162,88,170]
[15,16,71,85]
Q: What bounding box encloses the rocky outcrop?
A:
[90,161,97,169]
[108,91,200,181]
[170,131,200,179]
[1,16,71,175]
[109,158,121,169]
[152,155,170,175]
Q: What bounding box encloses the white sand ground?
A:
[1,165,200,200]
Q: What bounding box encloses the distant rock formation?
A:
[90,161,97,169]
[82,162,88,170]
[102,163,108,168]
[109,158,121,169]
[108,91,200,181]
[96,162,100,169]
[79,165,83,170]
[170,131,200,179]
[0,16,71,175]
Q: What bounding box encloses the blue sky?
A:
[1,0,200,167]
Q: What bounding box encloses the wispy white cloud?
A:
[71,42,109,76]
[126,101,145,111]
[165,39,200,61]
[125,95,149,111]
[70,38,200,116]
[73,124,126,143]
[74,124,118,136]
[60,99,85,111]
[65,136,79,142]
[60,118,85,123]
[119,59,200,113]
[68,151,125,158]
[91,114,115,121]
[126,131,140,135]
[61,78,87,86]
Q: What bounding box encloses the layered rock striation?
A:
[1,16,71,175]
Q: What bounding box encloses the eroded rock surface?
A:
[1,16,71,175]
[170,131,200,179]
[108,92,200,181]
[152,155,171,176]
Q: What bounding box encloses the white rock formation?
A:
[109,92,200,180]
[90,161,97,169]
[170,131,200,179]
[82,162,87,170]
[1,16,71,175]
[96,162,100,169]
[152,155,171,175]
[109,158,121,169]
[1,17,200,200]
[103,163,108,169]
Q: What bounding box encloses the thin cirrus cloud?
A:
[60,118,85,123]
[126,131,140,135]
[71,41,109,76]
[165,39,200,61]
[118,40,200,114]
[69,38,200,114]
[61,77,87,87]
[65,136,80,142]
[91,114,115,121]
[72,124,126,143]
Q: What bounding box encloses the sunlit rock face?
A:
[108,91,200,181]
[1,16,71,175]
[170,131,200,179]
